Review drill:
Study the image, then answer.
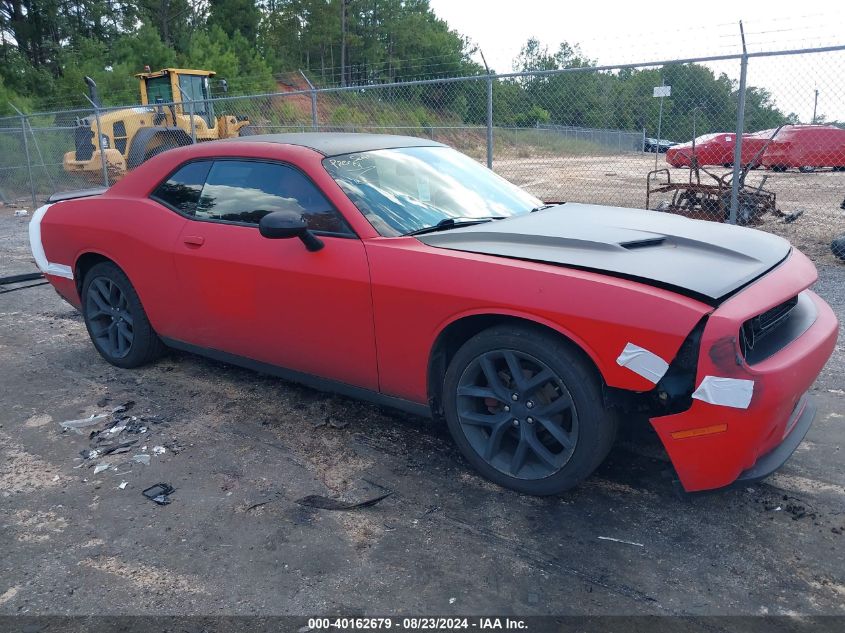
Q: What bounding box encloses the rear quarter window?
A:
[151,161,213,214]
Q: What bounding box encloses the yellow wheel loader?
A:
[63,68,251,180]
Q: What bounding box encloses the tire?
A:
[143,142,173,163]
[442,325,617,495]
[832,235,845,261]
[81,262,165,368]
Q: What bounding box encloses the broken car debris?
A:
[143,482,175,505]
[59,413,109,434]
[297,491,393,511]
[597,536,645,547]
[55,400,169,478]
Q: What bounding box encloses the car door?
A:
[164,158,378,390]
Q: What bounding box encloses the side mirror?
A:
[258,212,324,252]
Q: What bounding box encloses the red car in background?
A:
[665,132,768,168]
[760,125,845,171]
[30,134,837,495]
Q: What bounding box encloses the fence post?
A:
[486,75,494,169]
[83,94,109,188]
[188,99,197,143]
[479,51,493,169]
[94,107,110,188]
[654,78,665,170]
[729,22,749,225]
[300,70,318,130]
[10,104,37,208]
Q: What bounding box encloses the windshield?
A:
[179,74,215,128]
[322,146,542,236]
[145,76,173,103]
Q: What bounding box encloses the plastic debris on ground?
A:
[328,417,349,429]
[597,536,644,547]
[14,209,28,217]
[244,491,284,513]
[54,400,172,489]
[118,481,128,490]
[143,483,175,505]
[60,414,109,434]
[296,491,392,511]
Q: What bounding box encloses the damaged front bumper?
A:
[736,393,815,483]
[649,250,838,492]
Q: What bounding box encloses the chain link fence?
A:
[2,45,844,251]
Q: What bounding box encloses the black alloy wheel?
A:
[86,276,134,359]
[82,261,165,368]
[442,325,617,495]
[455,349,579,480]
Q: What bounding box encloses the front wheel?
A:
[442,326,617,495]
[82,262,164,368]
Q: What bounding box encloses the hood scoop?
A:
[620,237,666,250]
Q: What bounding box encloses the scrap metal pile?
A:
[646,126,803,225]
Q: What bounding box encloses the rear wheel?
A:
[442,325,617,495]
[143,145,168,162]
[82,262,164,368]
[831,235,845,261]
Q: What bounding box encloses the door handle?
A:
[183,235,205,246]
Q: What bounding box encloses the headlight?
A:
[100,134,110,150]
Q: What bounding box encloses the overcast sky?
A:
[428,0,845,123]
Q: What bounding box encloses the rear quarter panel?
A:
[40,196,189,337]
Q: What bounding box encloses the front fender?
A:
[365,238,712,402]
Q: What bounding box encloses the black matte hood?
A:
[416,203,791,304]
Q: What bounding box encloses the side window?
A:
[196,160,351,234]
[151,161,212,214]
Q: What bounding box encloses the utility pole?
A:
[340,0,348,87]
[812,89,819,124]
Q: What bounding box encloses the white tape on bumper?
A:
[28,203,73,280]
[692,376,754,409]
[616,342,669,384]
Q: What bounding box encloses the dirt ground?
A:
[1,180,844,620]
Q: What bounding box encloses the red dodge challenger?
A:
[30,134,838,494]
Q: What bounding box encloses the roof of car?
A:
[219,133,445,157]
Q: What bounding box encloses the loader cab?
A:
[137,68,217,129]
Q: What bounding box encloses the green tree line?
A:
[495,38,799,142]
[0,1,798,141]
[0,0,477,113]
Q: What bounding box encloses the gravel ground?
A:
[1,204,844,619]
